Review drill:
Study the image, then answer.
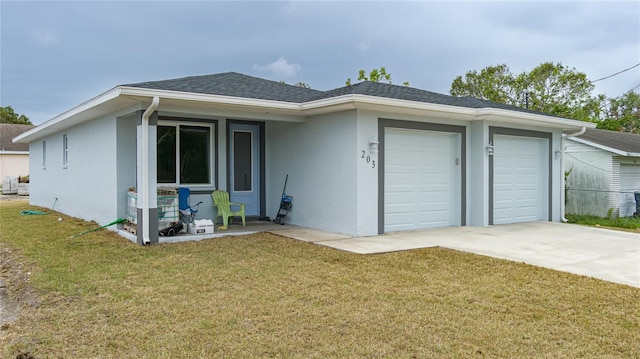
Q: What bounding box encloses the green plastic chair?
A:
[211,190,246,228]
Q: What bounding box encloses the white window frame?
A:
[62,134,69,168]
[42,140,47,170]
[157,121,215,187]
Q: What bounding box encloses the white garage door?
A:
[384,128,461,232]
[620,164,640,217]
[493,134,549,224]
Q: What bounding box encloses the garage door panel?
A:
[388,202,450,215]
[387,192,449,209]
[386,183,450,193]
[515,178,539,187]
[387,173,451,184]
[493,134,548,225]
[386,211,451,230]
[385,128,460,232]
[494,205,538,222]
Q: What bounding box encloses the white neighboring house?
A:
[564,129,640,218]
[1,124,34,185]
[13,72,593,245]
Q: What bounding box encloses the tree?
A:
[346,67,409,86]
[450,62,600,122]
[279,81,311,89]
[0,106,32,124]
[449,64,521,105]
[597,91,640,133]
[294,82,311,89]
[520,62,595,120]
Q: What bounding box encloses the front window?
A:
[157,122,214,186]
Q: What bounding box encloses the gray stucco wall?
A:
[355,110,381,236]
[266,111,358,235]
[116,114,138,222]
[468,121,488,226]
[29,115,120,225]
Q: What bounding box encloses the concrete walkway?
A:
[272,222,640,288]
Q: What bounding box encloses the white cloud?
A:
[252,56,301,79]
[31,28,59,46]
[356,42,370,52]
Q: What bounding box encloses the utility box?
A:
[2,177,18,194]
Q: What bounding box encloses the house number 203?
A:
[361,150,376,168]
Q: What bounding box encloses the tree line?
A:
[448,62,639,133]
[1,106,32,125]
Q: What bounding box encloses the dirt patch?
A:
[0,244,40,330]
[15,352,37,359]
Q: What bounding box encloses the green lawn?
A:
[1,200,639,358]
[566,214,640,233]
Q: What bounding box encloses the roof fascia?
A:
[567,136,632,156]
[119,87,308,121]
[301,94,477,119]
[13,87,123,143]
[156,103,307,123]
[119,86,301,112]
[474,108,595,130]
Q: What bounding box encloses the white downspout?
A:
[141,96,160,244]
[561,126,586,222]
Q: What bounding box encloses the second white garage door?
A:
[384,128,461,232]
[493,134,549,224]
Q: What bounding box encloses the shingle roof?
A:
[307,81,460,105]
[307,81,556,116]
[124,72,322,103]
[125,72,565,119]
[571,128,640,154]
[1,124,34,152]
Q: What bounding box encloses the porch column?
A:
[136,110,159,244]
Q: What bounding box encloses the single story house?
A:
[1,123,34,181]
[14,72,594,244]
[564,128,640,218]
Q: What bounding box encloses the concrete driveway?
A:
[273,222,640,288]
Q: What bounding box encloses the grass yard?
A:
[1,200,639,358]
[566,214,640,233]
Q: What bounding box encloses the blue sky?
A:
[1,1,639,125]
